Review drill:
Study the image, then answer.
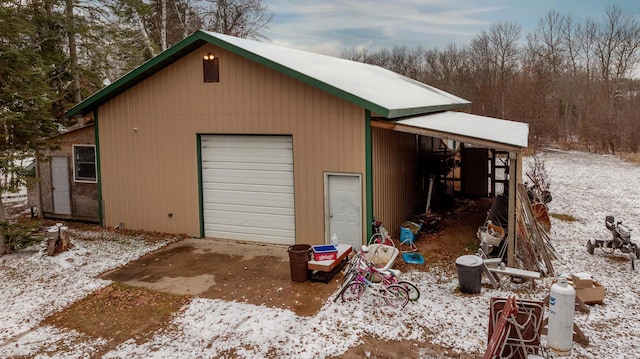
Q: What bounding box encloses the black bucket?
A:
[455,255,483,294]
[287,244,311,282]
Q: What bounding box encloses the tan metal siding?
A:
[372,127,419,237]
[98,44,365,244]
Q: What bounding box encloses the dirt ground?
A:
[33,198,492,358]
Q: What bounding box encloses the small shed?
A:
[34,122,100,222]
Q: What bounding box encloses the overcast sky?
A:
[263,0,640,56]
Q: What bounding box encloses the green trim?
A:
[65,30,469,119]
[365,110,373,241]
[93,109,104,227]
[387,103,470,118]
[196,135,204,238]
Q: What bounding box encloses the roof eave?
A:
[386,102,471,119]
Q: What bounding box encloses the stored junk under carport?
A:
[371,111,529,268]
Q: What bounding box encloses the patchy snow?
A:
[1,149,640,358]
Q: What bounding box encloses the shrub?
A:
[0,221,44,252]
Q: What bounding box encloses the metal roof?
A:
[375,111,529,150]
[66,30,470,119]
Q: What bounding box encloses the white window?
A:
[72,145,97,182]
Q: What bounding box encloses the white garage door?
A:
[201,135,295,244]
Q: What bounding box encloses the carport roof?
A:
[373,111,529,151]
[65,30,470,119]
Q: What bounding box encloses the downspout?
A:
[365,110,373,241]
[93,109,104,227]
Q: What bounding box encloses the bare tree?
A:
[469,22,521,119]
[595,5,640,89]
[341,47,371,63]
[199,0,272,40]
[491,22,522,119]
[420,43,470,97]
[526,10,584,143]
[527,10,567,75]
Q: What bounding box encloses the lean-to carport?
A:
[371,111,529,266]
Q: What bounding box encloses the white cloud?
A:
[264,0,640,54]
[264,0,503,52]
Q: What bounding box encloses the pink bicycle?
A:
[335,245,420,305]
[339,268,410,308]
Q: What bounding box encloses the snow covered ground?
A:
[1,149,639,358]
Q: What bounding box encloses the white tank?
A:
[547,276,575,356]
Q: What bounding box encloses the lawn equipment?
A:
[587,216,640,270]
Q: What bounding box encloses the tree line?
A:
[344,5,640,154]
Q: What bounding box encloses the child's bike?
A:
[339,271,410,308]
[335,245,420,304]
[365,264,420,301]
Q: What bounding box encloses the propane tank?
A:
[547,276,575,356]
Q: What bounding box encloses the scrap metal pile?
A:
[515,183,557,276]
[478,155,558,278]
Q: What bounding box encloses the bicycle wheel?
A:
[341,281,365,302]
[334,270,358,302]
[383,284,409,308]
[398,281,420,301]
[340,265,357,287]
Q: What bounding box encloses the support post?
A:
[506,152,521,267]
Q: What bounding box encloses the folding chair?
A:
[485,296,547,359]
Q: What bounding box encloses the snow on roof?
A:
[203,31,470,118]
[66,31,470,119]
[396,111,529,148]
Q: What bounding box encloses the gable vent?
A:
[203,53,219,83]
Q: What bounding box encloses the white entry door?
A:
[51,156,71,215]
[326,173,362,250]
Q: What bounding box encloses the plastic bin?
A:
[400,221,421,244]
[400,227,416,244]
[312,244,338,261]
[455,255,483,294]
[287,244,311,282]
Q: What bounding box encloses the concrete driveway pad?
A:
[100,238,341,316]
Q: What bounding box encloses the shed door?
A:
[51,156,71,215]
[326,174,362,250]
[462,148,489,197]
[201,135,295,245]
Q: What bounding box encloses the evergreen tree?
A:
[0,2,60,254]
